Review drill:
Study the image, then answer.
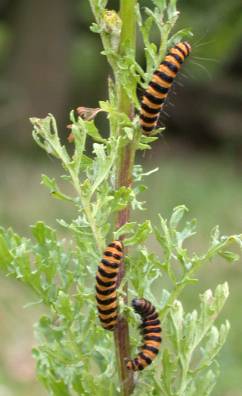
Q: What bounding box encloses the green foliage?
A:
[0,1,241,396]
[0,158,241,396]
[0,124,241,396]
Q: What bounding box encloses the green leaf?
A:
[89,138,119,198]
[41,174,74,202]
[219,250,240,263]
[55,291,74,322]
[151,0,166,11]
[169,205,188,229]
[31,222,56,246]
[161,348,177,393]
[137,133,162,150]
[115,220,152,246]
[32,114,70,163]
[167,0,179,20]
[168,28,193,47]
[83,120,106,143]
[111,186,133,211]
[114,222,136,239]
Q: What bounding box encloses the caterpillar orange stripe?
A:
[140,41,191,134]
[96,240,123,331]
[126,298,162,371]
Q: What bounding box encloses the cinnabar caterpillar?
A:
[126,298,161,371]
[140,41,192,134]
[96,240,123,331]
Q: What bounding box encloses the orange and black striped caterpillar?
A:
[126,298,162,371]
[140,41,192,134]
[96,240,123,331]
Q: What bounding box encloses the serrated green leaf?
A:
[161,348,177,393]
[55,291,74,321]
[84,120,106,143]
[114,221,152,246]
[111,186,133,211]
[169,205,188,229]
[31,222,56,246]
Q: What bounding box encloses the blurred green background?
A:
[0,1,241,395]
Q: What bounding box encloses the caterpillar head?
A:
[126,360,133,370]
[125,358,140,371]
[132,298,146,313]
[109,240,124,252]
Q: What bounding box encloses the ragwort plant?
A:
[0,1,241,395]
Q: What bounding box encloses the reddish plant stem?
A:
[114,141,136,396]
[113,2,137,395]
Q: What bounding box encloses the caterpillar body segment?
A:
[126,298,162,371]
[96,240,123,331]
[140,41,192,134]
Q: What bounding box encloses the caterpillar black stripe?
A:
[140,41,192,134]
[126,298,161,371]
[96,240,123,331]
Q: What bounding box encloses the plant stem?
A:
[71,172,105,254]
[89,0,117,71]
[114,1,137,395]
